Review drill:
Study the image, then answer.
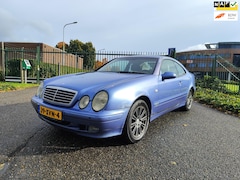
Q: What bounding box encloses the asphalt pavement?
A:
[0,87,240,179]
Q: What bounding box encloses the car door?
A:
[156,59,187,114]
[173,60,189,100]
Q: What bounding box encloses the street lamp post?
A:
[61,21,77,75]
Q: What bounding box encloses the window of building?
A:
[198,62,207,68]
[233,54,240,67]
[218,43,240,49]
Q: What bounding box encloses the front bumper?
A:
[31,96,129,138]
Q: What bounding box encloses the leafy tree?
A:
[82,42,95,68]
[94,60,104,69]
[94,58,108,69]
[67,40,84,53]
[67,40,96,69]
[55,42,69,51]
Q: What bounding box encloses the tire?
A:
[123,100,150,143]
[182,90,194,111]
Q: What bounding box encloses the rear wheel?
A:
[123,100,150,143]
[182,90,193,111]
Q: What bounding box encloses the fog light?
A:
[88,126,99,133]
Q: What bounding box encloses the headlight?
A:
[79,95,90,109]
[92,91,108,111]
[36,82,44,98]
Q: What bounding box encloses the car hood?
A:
[44,72,147,93]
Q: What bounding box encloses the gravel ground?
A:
[0,88,240,179]
[0,87,37,106]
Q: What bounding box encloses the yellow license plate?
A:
[40,106,62,121]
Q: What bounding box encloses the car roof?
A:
[116,55,174,60]
[117,55,164,58]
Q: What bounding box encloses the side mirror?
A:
[162,72,177,81]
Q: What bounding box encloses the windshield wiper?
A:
[118,71,145,74]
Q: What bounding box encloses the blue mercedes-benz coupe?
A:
[31,55,195,143]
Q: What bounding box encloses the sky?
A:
[0,0,239,53]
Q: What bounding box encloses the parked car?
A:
[31,55,195,143]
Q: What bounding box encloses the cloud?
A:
[29,20,53,35]
[0,0,239,52]
[0,8,19,40]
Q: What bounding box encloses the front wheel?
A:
[123,100,150,144]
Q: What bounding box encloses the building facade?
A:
[176,42,240,80]
[0,42,83,71]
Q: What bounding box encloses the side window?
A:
[160,59,186,77]
[160,60,178,74]
[175,62,186,77]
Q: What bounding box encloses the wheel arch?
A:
[190,86,195,95]
[122,96,151,143]
[135,95,152,116]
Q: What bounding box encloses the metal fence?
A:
[1,47,84,83]
[0,48,239,94]
[0,48,166,83]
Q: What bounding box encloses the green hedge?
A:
[5,59,82,79]
[195,87,240,117]
[197,76,239,94]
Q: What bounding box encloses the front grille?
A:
[43,86,77,107]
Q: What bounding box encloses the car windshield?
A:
[97,57,158,74]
